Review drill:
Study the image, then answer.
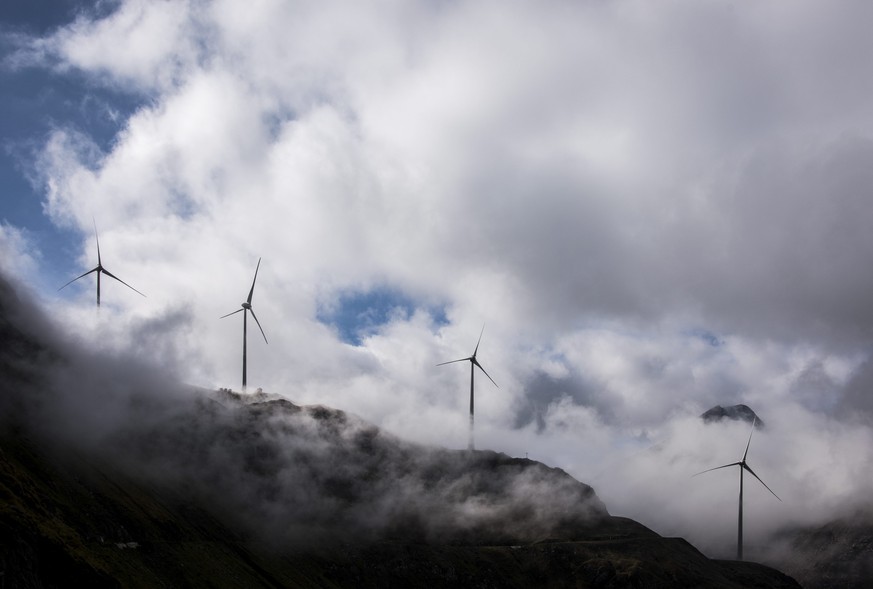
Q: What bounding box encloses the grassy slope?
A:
[0,429,317,588]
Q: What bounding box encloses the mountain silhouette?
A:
[0,272,800,587]
[701,404,765,428]
[762,510,873,589]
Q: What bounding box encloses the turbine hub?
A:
[242,302,251,309]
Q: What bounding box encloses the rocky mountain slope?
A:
[701,404,764,427]
[0,273,801,587]
[762,513,873,589]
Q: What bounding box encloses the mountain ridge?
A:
[0,272,801,587]
[0,396,801,588]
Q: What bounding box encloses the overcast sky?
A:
[3,0,873,558]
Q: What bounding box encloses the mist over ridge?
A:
[0,269,608,549]
[1,268,814,587]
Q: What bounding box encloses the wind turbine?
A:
[437,325,498,451]
[693,417,781,561]
[58,220,146,307]
[220,258,268,391]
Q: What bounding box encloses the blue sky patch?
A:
[685,328,723,347]
[317,287,448,346]
[1,17,147,284]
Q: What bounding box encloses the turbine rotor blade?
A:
[692,462,741,477]
[247,257,261,305]
[473,359,498,388]
[58,267,99,291]
[220,308,245,319]
[249,307,268,344]
[743,417,757,462]
[436,357,472,367]
[93,218,102,267]
[473,324,485,357]
[101,268,146,297]
[743,463,781,501]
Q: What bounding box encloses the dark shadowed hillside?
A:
[761,512,873,589]
[0,272,801,588]
[0,409,802,589]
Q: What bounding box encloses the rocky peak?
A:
[701,404,764,428]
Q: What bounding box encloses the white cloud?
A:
[0,222,40,278]
[54,0,201,91]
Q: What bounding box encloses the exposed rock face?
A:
[701,404,764,427]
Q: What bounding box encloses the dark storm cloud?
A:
[837,359,873,424]
[451,133,873,348]
[691,136,873,345]
[512,370,610,432]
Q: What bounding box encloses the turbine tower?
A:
[437,325,498,451]
[58,220,146,306]
[693,417,781,561]
[220,258,268,391]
